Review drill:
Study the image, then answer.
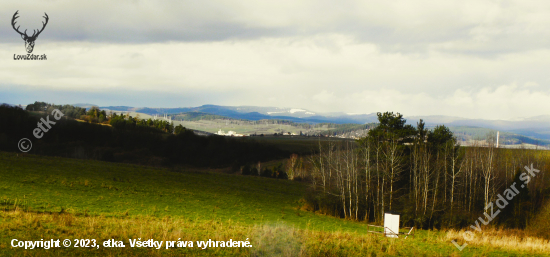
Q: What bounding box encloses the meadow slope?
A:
[0,152,547,256]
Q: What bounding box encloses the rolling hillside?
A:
[1,152,547,256]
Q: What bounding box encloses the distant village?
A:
[214,129,369,139]
[215,129,246,137]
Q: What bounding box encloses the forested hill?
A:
[0,104,288,167]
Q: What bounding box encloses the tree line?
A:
[305,112,550,229]
[0,104,288,167]
[109,112,186,134]
[26,101,87,120]
[240,162,288,179]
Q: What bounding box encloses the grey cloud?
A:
[2,0,550,56]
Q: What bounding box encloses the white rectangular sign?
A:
[384,213,400,238]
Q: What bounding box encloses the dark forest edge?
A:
[303,112,550,233]
[0,103,288,167]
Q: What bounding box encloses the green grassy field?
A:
[0,151,548,256]
[171,119,331,136]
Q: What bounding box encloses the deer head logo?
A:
[11,10,49,53]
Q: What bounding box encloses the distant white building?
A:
[217,130,245,137]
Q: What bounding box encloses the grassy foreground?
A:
[0,151,548,256]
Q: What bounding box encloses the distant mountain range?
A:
[91,104,550,143]
[407,115,550,140]
[96,104,380,124]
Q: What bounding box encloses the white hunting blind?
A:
[384,213,400,238]
[366,212,414,238]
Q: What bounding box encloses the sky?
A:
[1,0,550,120]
